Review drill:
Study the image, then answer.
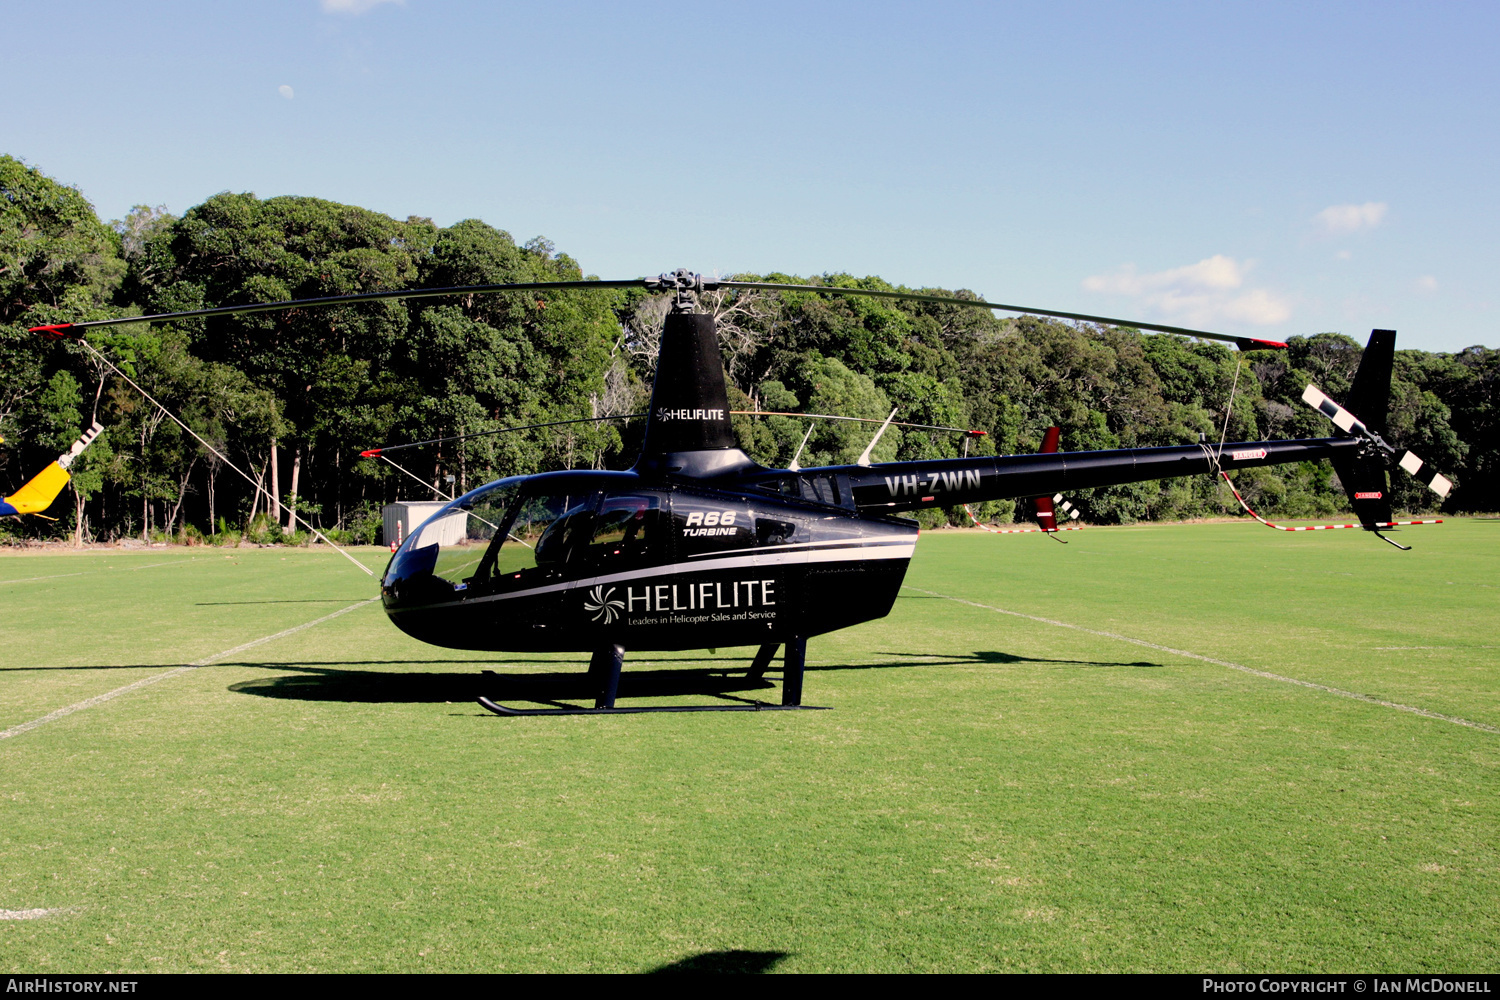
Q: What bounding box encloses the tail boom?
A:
[839,437,1359,514]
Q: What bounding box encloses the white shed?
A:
[383,501,466,548]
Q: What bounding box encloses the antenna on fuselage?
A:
[856,408,899,468]
[788,423,815,472]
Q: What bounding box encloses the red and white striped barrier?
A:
[1218,472,1441,532]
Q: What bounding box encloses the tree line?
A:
[2,154,1494,545]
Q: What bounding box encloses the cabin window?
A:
[755,476,800,497]
[582,493,664,569]
[799,475,842,507]
[385,480,521,602]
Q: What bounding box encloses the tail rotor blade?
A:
[1304,383,1454,500]
[1398,450,1454,499]
[1301,385,1368,436]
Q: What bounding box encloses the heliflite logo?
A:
[1355,491,1383,499]
[1231,448,1268,461]
[584,585,624,623]
[583,577,777,623]
[654,407,725,421]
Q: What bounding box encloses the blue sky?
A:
[8,1,1497,352]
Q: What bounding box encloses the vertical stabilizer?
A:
[1332,329,1398,527]
[1347,329,1395,435]
[1033,426,1061,530]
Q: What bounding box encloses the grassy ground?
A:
[0,520,1495,972]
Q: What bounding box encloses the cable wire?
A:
[78,339,377,578]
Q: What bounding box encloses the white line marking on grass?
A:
[1374,646,1499,650]
[0,558,199,586]
[0,572,84,585]
[0,908,70,920]
[0,598,379,742]
[904,586,1499,735]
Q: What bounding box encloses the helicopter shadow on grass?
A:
[644,950,790,974]
[223,648,1161,705]
[227,660,775,706]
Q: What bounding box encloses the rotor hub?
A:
[644,268,722,313]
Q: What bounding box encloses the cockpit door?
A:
[467,488,599,640]
[670,489,808,643]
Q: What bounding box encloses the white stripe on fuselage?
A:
[405,539,917,611]
[684,537,914,559]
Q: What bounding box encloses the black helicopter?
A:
[33,269,1453,715]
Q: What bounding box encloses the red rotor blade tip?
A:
[359,449,381,458]
[1240,337,1289,351]
[29,323,76,339]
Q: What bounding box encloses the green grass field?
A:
[1,520,1496,973]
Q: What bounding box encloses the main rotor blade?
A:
[29,279,647,335]
[360,412,646,457]
[29,268,1288,351]
[731,410,986,436]
[715,280,1288,351]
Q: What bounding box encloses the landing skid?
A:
[479,636,816,717]
[478,696,828,717]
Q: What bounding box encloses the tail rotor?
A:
[1296,330,1454,547]
[1300,383,1453,500]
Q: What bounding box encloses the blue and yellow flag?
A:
[1,422,104,517]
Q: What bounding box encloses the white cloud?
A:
[1083,254,1291,327]
[1218,289,1293,325]
[1335,249,1352,260]
[1313,202,1387,236]
[1084,254,1246,296]
[320,0,403,13]
[278,84,294,100]
[1416,275,1438,293]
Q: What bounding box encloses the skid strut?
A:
[782,636,805,706]
[589,644,625,709]
[746,642,780,681]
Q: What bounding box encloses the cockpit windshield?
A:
[382,478,522,603]
[469,490,594,592]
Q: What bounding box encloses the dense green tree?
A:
[0,156,125,535]
[2,156,1494,545]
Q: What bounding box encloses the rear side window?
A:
[799,475,842,507]
[753,474,843,507]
